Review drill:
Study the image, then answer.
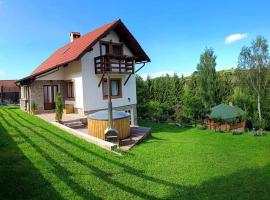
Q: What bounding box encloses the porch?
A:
[37,112,150,150]
[94,54,135,74]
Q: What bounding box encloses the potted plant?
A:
[31,100,37,115]
[55,93,63,123]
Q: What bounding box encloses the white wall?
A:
[34,30,137,113]
[36,67,64,80]
[81,30,137,111]
[36,61,84,110]
[63,61,84,109]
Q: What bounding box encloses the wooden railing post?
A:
[94,55,135,74]
[119,59,121,73]
[132,59,135,74]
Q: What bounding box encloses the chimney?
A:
[70,32,80,42]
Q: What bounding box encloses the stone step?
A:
[64,121,86,129]
[63,118,87,124]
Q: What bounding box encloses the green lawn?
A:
[0,106,270,200]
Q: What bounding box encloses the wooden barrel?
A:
[88,110,130,140]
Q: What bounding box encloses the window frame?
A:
[22,86,30,99]
[99,41,123,56]
[102,78,122,99]
[100,43,109,56]
[65,81,75,100]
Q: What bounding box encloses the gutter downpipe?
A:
[135,62,146,73]
[124,62,147,86]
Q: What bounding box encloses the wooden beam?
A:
[124,74,132,86]
[98,74,105,88]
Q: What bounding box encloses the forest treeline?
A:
[136,36,270,130]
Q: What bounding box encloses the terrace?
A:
[94,54,135,74]
[36,112,150,151]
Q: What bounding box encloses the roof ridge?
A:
[31,19,119,76]
[69,19,120,45]
[17,18,150,84]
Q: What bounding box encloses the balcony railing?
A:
[94,54,135,74]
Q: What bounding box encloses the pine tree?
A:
[196,48,218,111]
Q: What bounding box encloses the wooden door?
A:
[43,85,58,110]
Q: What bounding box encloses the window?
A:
[112,44,122,56]
[43,85,58,110]
[103,79,122,99]
[22,86,29,99]
[66,82,74,99]
[101,43,109,56]
[100,41,123,56]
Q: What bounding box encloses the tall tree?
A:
[215,71,234,103]
[181,83,204,126]
[237,36,270,121]
[136,75,149,105]
[196,48,218,110]
[136,75,150,119]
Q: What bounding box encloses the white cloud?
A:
[139,71,192,80]
[225,33,248,44]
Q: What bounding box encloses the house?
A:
[205,103,245,132]
[0,80,20,104]
[16,19,150,125]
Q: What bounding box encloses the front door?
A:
[43,85,58,110]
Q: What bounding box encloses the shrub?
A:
[55,93,63,122]
[253,129,265,136]
[31,100,37,115]
[197,124,207,130]
[252,115,266,131]
[31,100,37,111]
[232,130,243,135]
[176,115,192,127]
[147,101,163,122]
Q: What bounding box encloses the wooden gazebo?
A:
[205,103,245,132]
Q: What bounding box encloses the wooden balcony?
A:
[94,55,135,74]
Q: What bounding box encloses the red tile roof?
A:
[32,20,119,76]
[17,19,150,84]
[31,19,150,78]
[0,80,20,92]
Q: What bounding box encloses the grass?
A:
[0,106,270,200]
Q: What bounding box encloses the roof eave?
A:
[17,19,151,83]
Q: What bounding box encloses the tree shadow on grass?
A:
[0,110,103,200]
[7,106,18,109]
[4,108,270,199]
[139,120,193,134]
[0,114,63,199]
[167,164,270,200]
[10,109,201,190]
[2,109,161,200]
[10,109,183,184]
[138,134,167,145]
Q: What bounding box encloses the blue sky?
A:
[0,0,270,80]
